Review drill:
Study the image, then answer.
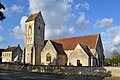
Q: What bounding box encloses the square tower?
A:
[24,12,45,65]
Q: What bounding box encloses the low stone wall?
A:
[0,63,120,77]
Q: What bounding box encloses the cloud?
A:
[76,12,90,30]
[28,0,75,39]
[0,36,6,44]
[10,16,28,40]
[75,2,90,10]
[94,18,113,28]
[0,25,3,31]
[102,25,120,57]
[2,4,23,16]
[46,26,75,39]
[81,2,90,10]
[113,32,120,47]
[74,3,80,10]
[10,4,23,13]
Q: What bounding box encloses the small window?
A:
[38,26,40,30]
[46,53,51,62]
[38,26,40,35]
[29,25,31,28]
[28,25,32,34]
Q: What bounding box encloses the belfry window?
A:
[28,25,32,34]
[38,26,40,30]
[38,26,40,35]
[46,53,51,62]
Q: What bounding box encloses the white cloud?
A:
[76,12,90,30]
[74,3,80,10]
[0,25,3,31]
[94,18,113,28]
[10,16,28,40]
[28,0,75,39]
[81,2,90,10]
[10,4,23,13]
[2,4,23,16]
[113,32,120,47]
[74,2,90,10]
[0,36,6,44]
[102,25,120,57]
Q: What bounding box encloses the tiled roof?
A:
[54,34,99,50]
[0,49,5,52]
[4,46,17,52]
[26,12,41,22]
[50,40,66,55]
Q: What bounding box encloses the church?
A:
[23,12,104,66]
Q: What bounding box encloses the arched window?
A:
[46,53,51,62]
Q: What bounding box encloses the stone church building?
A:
[23,12,104,66]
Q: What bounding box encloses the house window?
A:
[46,53,51,62]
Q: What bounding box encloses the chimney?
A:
[18,44,20,47]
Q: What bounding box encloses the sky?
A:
[0,0,120,57]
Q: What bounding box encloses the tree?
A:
[0,3,5,21]
[105,50,120,66]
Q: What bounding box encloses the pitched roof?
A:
[0,49,5,52]
[50,40,66,55]
[26,12,41,22]
[80,44,93,57]
[54,34,99,50]
[4,46,17,52]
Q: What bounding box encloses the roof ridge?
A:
[54,33,100,40]
[7,46,18,48]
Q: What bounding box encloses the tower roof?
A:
[25,12,41,22]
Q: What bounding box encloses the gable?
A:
[50,40,65,55]
[42,40,57,54]
[54,34,99,50]
[70,44,93,57]
[42,40,66,55]
[69,44,88,59]
[96,35,103,51]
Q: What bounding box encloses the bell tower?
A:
[24,12,45,65]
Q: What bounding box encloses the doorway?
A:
[77,59,82,66]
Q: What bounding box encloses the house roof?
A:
[0,49,5,52]
[50,40,66,55]
[4,46,18,52]
[80,44,93,57]
[25,12,41,22]
[54,34,99,50]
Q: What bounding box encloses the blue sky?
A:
[0,0,120,57]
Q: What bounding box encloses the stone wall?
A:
[0,63,120,77]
